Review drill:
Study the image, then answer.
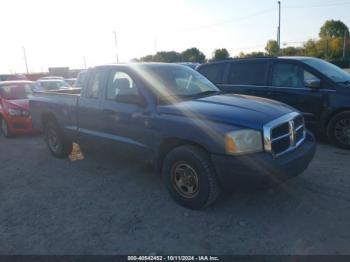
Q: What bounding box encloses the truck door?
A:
[268,61,326,129]
[77,68,107,146]
[100,67,154,160]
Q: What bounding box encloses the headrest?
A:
[115,78,130,92]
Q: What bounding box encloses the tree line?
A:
[133,20,350,64]
[261,20,349,61]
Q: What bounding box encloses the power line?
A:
[152,2,349,55]
[285,1,350,9]
[158,1,350,35]
[161,8,275,34]
[283,40,306,45]
[227,38,319,53]
[229,44,267,51]
[153,7,275,51]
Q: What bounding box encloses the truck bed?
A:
[30,89,81,137]
[36,88,81,95]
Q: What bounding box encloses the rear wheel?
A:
[162,145,221,210]
[327,111,350,150]
[45,120,72,158]
[0,117,10,138]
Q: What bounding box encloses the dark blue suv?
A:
[197,57,350,149]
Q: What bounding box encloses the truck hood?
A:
[157,94,296,130]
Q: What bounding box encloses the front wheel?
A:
[327,111,350,150]
[45,120,72,158]
[162,145,221,210]
[0,118,11,138]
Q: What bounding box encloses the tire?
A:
[44,120,72,158]
[162,145,221,210]
[327,111,350,150]
[0,117,11,138]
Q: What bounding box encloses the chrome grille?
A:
[263,112,306,157]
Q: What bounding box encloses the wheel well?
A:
[41,113,57,131]
[156,138,210,172]
[325,108,350,128]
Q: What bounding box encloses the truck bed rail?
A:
[33,88,81,96]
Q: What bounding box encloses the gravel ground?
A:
[0,135,350,255]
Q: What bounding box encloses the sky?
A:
[0,0,350,74]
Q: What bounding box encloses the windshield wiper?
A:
[337,80,350,85]
[160,91,221,103]
[190,90,221,99]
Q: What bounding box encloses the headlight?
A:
[8,108,22,116]
[22,111,30,117]
[8,108,30,117]
[225,129,263,155]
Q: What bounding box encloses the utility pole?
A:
[22,47,29,73]
[113,31,119,63]
[343,30,347,59]
[277,1,281,54]
[83,56,87,69]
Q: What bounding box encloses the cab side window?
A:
[304,70,319,82]
[272,63,319,88]
[228,61,268,86]
[198,63,226,84]
[106,71,141,104]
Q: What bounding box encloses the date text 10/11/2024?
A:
[127,256,220,261]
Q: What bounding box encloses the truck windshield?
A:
[0,83,33,100]
[141,65,220,101]
[303,58,350,84]
[38,81,70,90]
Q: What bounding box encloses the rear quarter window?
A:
[197,63,226,84]
[85,70,105,99]
[228,61,268,86]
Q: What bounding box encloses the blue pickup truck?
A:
[30,63,316,209]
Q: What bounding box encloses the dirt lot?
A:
[0,135,350,255]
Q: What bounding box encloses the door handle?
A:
[103,109,117,116]
[132,111,151,118]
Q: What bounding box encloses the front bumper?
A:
[211,131,316,188]
[7,116,37,135]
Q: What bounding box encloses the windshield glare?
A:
[145,66,219,99]
[0,84,33,100]
[303,58,350,83]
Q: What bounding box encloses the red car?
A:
[0,81,38,137]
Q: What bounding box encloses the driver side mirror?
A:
[305,79,321,89]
